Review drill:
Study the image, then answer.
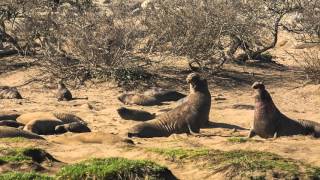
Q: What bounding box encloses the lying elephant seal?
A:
[117,93,161,106]
[143,88,186,102]
[17,112,87,125]
[249,82,320,138]
[23,119,64,135]
[57,81,72,101]
[127,73,211,138]
[0,112,21,121]
[117,107,156,121]
[49,132,133,145]
[0,126,45,139]
[0,120,24,128]
[0,86,22,99]
[55,122,91,134]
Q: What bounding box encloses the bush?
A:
[141,0,293,72]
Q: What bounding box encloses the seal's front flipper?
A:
[248,129,256,138]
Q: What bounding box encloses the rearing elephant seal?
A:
[57,81,72,101]
[127,73,211,138]
[249,82,320,138]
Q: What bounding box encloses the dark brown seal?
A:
[127,73,211,138]
[0,120,24,128]
[57,81,72,101]
[249,82,320,138]
[117,107,156,121]
[55,122,91,134]
[0,86,22,99]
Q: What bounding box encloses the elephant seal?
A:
[16,112,86,125]
[143,88,186,102]
[49,132,134,145]
[23,119,64,135]
[127,73,211,138]
[249,82,320,138]
[0,126,45,139]
[0,86,22,99]
[117,93,162,106]
[55,122,91,134]
[0,120,24,128]
[57,81,72,101]
[117,107,156,121]
[0,112,21,121]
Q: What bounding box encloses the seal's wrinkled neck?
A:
[189,79,209,94]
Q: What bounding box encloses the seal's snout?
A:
[252,82,265,90]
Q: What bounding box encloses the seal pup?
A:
[117,107,156,121]
[249,82,320,138]
[127,73,211,138]
[56,81,72,101]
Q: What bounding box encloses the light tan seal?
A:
[0,126,45,139]
[117,93,161,106]
[249,82,320,138]
[127,73,211,138]
[49,132,133,145]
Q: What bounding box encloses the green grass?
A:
[227,137,249,143]
[56,157,176,180]
[147,148,320,179]
[0,137,28,143]
[0,147,54,164]
[0,172,53,180]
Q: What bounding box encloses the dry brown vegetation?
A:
[1,0,320,179]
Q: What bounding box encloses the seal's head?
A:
[252,82,265,90]
[58,80,66,89]
[186,73,208,93]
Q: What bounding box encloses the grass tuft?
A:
[56,157,176,180]
[0,137,28,143]
[227,137,249,143]
[147,148,320,179]
[0,172,53,180]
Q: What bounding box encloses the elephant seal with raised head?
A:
[127,73,211,138]
[57,81,72,101]
[249,82,320,138]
